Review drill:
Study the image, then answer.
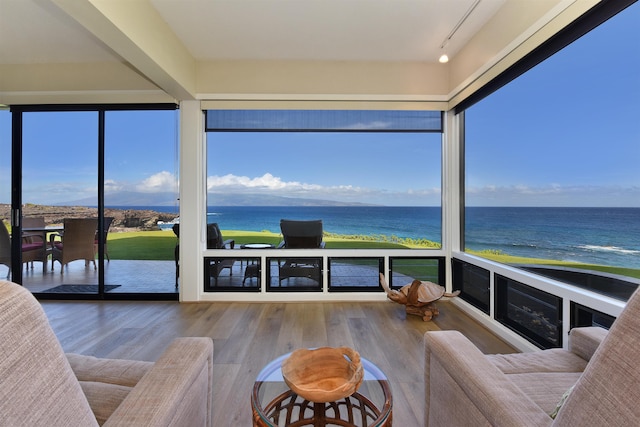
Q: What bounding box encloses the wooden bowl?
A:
[282,347,364,403]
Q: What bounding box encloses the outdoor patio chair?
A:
[0,220,51,278]
[94,216,114,261]
[50,218,98,273]
[22,216,49,271]
[206,223,236,286]
[0,221,11,278]
[277,219,324,285]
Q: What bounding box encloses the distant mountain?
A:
[60,192,377,207]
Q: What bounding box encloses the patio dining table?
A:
[22,226,63,271]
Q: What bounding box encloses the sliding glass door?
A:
[7,105,179,300]
[20,111,99,293]
[0,110,12,280]
[103,109,180,295]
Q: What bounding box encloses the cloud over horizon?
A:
[135,171,178,193]
[466,184,640,206]
[11,171,638,208]
[207,172,441,205]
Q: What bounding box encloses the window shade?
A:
[205,110,443,132]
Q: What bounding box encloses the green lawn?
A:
[106,229,640,280]
[107,231,178,260]
[471,250,640,280]
[107,229,407,260]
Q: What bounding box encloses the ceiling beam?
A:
[52,0,196,101]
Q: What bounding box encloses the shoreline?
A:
[0,204,179,232]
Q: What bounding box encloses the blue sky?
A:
[206,131,442,206]
[0,110,180,206]
[1,3,638,207]
[464,3,639,207]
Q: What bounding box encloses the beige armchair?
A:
[0,280,214,426]
[424,288,640,426]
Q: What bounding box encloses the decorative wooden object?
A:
[380,273,460,321]
[281,347,364,403]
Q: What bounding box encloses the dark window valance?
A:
[205,110,443,132]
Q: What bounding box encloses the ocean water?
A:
[139,205,640,269]
[465,207,640,269]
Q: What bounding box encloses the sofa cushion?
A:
[67,354,153,424]
[487,349,588,374]
[67,353,152,387]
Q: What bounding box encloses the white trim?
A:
[199,248,446,302]
[0,89,169,96]
[0,90,175,105]
[200,96,449,111]
[198,93,449,102]
[178,100,205,302]
[451,297,540,353]
[452,252,627,350]
[446,0,595,109]
[442,111,461,292]
[197,292,389,303]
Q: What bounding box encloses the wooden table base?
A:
[253,390,392,427]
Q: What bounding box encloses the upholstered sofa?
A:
[0,280,213,426]
[424,288,640,426]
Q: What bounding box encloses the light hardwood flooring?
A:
[42,298,516,426]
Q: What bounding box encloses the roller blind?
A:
[205,109,443,132]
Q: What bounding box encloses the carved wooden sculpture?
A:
[379,273,460,321]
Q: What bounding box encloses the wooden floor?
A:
[42,298,516,426]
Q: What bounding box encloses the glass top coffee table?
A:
[252,351,392,426]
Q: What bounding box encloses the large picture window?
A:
[463,3,640,289]
[205,110,443,251]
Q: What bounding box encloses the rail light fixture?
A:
[438,0,482,63]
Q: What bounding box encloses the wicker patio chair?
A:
[21,216,50,271]
[94,216,114,261]
[50,218,98,273]
[0,220,52,277]
[0,221,11,278]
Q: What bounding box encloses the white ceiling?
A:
[1,0,591,106]
[0,0,505,64]
[0,0,115,64]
